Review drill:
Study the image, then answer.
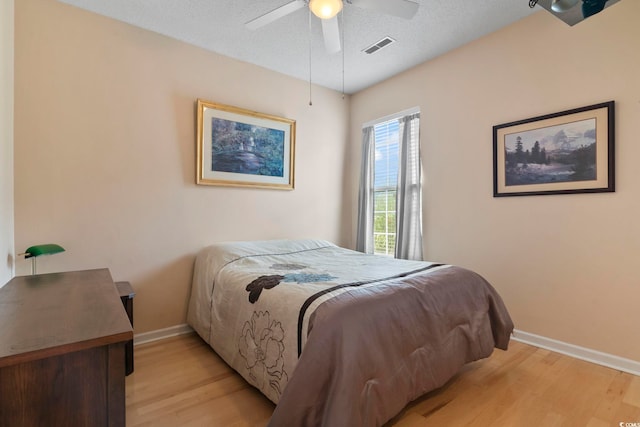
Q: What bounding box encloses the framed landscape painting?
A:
[493,101,614,197]
[196,99,296,190]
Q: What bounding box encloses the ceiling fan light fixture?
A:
[309,0,343,19]
[550,0,581,12]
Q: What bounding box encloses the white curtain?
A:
[355,126,374,254]
[395,113,423,260]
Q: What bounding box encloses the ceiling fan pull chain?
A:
[309,7,313,106]
[341,8,345,99]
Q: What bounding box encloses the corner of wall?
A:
[0,0,15,285]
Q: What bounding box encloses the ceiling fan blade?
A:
[321,16,342,54]
[245,0,306,30]
[349,0,419,19]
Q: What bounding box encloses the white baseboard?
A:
[134,324,194,346]
[512,329,640,377]
[132,325,640,377]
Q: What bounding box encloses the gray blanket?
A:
[267,264,513,426]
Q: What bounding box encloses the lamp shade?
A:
[24,244,65,258]
[309,0,343,19]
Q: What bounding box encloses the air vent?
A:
[363,36,396,55]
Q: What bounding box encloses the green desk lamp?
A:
[23,244,65,275]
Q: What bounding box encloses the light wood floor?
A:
[126,333,640,427]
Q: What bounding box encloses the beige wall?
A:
[13,0,640,362]
[0,0,15,285]
[14,0,351,333]
[350,1,640,361]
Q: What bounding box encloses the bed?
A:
[186,239,513,427]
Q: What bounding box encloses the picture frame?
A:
[196,99,296,190]
[493,101,614,197]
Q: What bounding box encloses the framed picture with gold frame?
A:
[196,99,296,190]
[493,101,614,197]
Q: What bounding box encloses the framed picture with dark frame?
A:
[493,101,614,197]
[196,99,296,190]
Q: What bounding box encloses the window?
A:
[356,107,421,260]
[373,120,399,256]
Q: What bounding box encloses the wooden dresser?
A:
[0,269,134,427]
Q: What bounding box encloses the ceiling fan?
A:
[245,0,419,54]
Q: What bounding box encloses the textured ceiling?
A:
[57,0,537,94]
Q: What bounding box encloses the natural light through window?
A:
[373,120,399,256]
